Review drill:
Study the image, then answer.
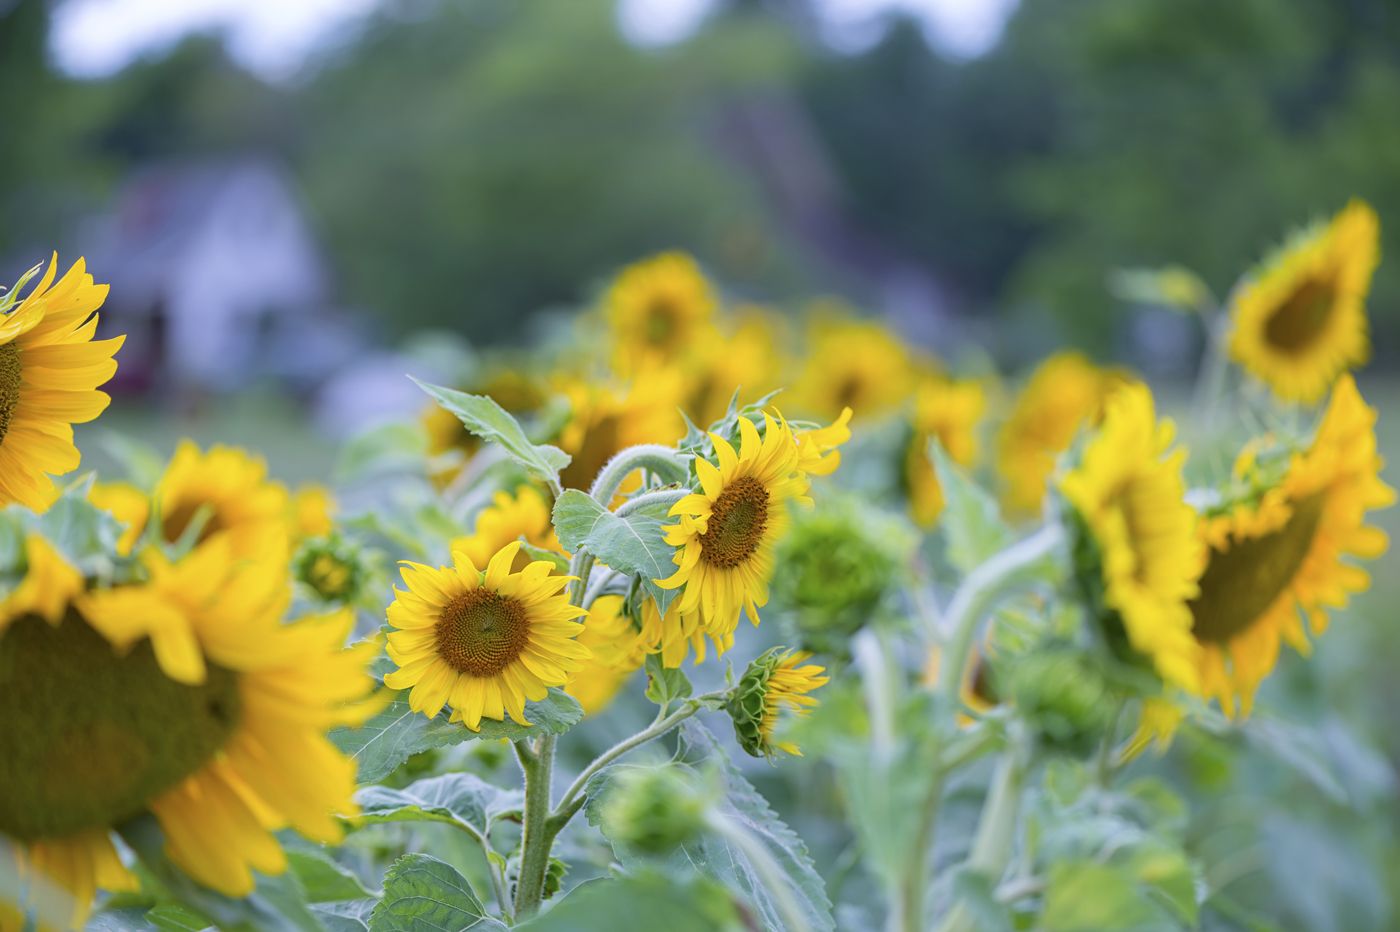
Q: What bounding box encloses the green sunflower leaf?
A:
[515,871,741,931]
[369,854,506,932]
[348,773,522,838]
[330,688,584,784]
[551,489,679,614]
[414,379,569,496]
[313,899,378,932]
[929,440,1014,575]
[285,843,376,903]
[643,653,692,708]
[590,721,834,931]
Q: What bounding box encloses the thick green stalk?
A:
[513,735,556,918]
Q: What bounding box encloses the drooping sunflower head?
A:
[791,311,914,421]
[555,374,685,494]
[905,376,988,527]
[450,485,561,572]
[999,352,1134,519]
[384,541,590,731]
[1058,383,1204,693]
[1229,200,1379,404]
[728,647,828,759]
[656,412,811,638]
[153,441,292,559]
[2,534,378,926]
[0,255,124,511]
[1187,374,1393,715]
[605,252,718,374]
[564,594,648,713]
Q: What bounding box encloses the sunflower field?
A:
[0,200,1395,932]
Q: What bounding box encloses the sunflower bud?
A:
[1002,644,1114,756]
[728,647,828,759]
[599,766,708,856]
[772,502,913,658]
[293,534,368,604]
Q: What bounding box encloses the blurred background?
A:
[6,1,1400,925]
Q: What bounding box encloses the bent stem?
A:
[589,444,689,505]
[937,724,1032,932]
[897,525,1060,931]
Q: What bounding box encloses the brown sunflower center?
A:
[0,341,22,442]
[560,414,621,492]
[435,589,531,677]
[161,498,226,545]
[1263,279,1336,353]
[0,610,241,841]
[1189,493,1325,644]
[645,298,680,348]
[699,476,770,568]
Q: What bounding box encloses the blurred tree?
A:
[293,0,808,340]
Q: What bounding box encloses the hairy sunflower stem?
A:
[1190,302,1232,429]
[551,689,728,824]
[938,524,1064,712]
[936,724,1032,932]
[614,487,690,518]
[513,734,556,918]
[588,444,689,506]
[709,811,812,932]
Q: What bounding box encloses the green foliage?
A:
[369,854,505,932]
[551,489,680,613]
[643,654,693,708]
[349,773,522,837]
[597,765,710,857]
[330,688,584,784]
[516,871,742,932]
[930,441,1014,575]
[587,721,835,931]
[415,380,570,495]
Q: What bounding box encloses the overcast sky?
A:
[51,0,1018,80]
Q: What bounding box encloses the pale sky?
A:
[51,0,1018,80]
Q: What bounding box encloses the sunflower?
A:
[2,536,378,926]
[565,594,649,713]
[88,481,149,556]
[904,377,987,526]
[1188,374,1393,715]
[999,352,1133,519]
[1058,383,1204,692]
[656,413,810,640]
[727,648,828,759]
[0,255,124,510]
[555,374,685,494]
[450,485,561,572]
[383,541,590,731]
[791,312,913,421]
[1228,200,1379,404]
[795,406,853,479]
[145,441,292,560]
[681,306,786,427]
[639,597,727,669]
[605,252,718,375]
[290,485,336,539]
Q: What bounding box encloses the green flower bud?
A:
[599,766,708,856]
[1002,643,1115,757]
[772,500,914,657]
[293,533,368,604]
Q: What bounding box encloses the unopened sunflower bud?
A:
[600,766,708,856]
[1004,645,1114,756]
[728,647,828,759]
[294,534,367,604]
